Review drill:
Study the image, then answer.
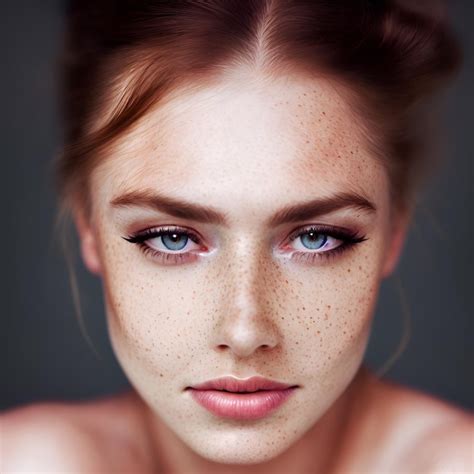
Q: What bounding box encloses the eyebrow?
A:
[110,189,376,226]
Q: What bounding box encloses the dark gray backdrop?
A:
[2,0,473,411]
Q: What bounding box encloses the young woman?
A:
[3,1,472,472]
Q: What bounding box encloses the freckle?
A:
[160,373,163,377]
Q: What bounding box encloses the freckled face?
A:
[89,73,392,464]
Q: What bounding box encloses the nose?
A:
[211,244,281,359]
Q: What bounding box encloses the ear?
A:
[72,208,103,276]
[381,208,412,279]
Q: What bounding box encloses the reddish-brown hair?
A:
[55,0,462,222]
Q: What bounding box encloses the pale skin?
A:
[2,70,472,473]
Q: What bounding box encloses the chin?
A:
[180,423,308,465]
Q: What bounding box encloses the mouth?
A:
[185,376,299,420]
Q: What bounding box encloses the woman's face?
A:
[80,71,403,464]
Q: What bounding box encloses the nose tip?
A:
[213,314,280,359]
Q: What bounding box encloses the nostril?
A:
[217,344,229,351]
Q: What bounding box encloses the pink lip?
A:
[187,376,298,420]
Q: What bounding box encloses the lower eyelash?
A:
[287,225,367,264]
[123,226,201,265]
[139,245,196,264]
[290,240,359,264]
[124,225,367,266]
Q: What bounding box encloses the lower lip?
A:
[188,387,297,420]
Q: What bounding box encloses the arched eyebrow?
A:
[110,189,376,226]
[267,191,376,226]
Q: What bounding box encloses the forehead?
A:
[91,72,388,218]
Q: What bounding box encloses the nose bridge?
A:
[234,245,263,312]
[213,236,281,358]
[228,235,269,314]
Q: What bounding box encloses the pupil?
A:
[162,232,188,251]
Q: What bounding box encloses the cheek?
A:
[100,223,382,395]
[99,237,212,381]
[278,247,381,387]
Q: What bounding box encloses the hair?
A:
[54,0,462,223]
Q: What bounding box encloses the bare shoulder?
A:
[370,374,473,473]
[1,390,154,473]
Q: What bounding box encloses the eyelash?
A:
[285,224,367,264]
[123,226,203,265]
[122,224,368,266]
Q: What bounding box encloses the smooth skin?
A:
[2,70,472,473]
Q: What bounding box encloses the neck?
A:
[136,367,372,474]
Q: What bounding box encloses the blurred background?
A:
[1,0,473,411]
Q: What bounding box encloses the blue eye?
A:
[300,231,327,250]
[122,226,203,265]
[286,225,368,263]
[123,224,368,267]
[161,232,189,251]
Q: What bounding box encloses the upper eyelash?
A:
[122,224,368,264]
[287,224,366,244]
[123,226,201,245]
[286,224,368,264]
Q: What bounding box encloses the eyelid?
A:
[123,225,207,253]
[122,225,208,266]
[274,223,368,263]
[124,225,201,243]
[123,223,367,266]
[286,223,359,242]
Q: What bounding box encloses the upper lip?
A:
[187,376,298,393]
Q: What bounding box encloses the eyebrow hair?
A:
[110,189,376,226]
[111,189,228,225]
[267,191,376,226]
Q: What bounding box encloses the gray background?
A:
[2,1,473,411]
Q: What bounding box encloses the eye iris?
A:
[300,231,327,250]
[161,232,188,251]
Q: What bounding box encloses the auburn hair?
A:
[54,0,462,222]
